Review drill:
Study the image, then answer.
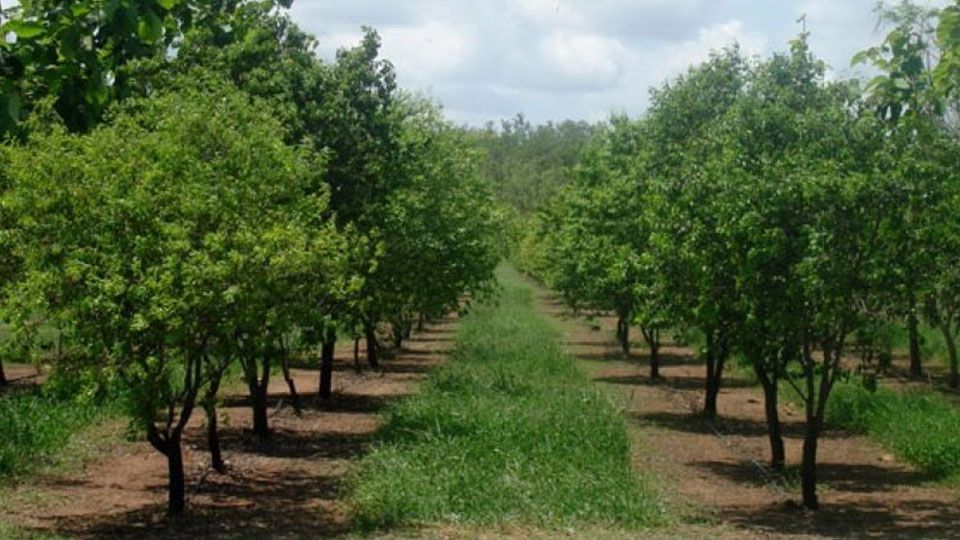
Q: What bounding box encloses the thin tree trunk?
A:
[279,340,301,415]
[801,414,821,510]
[319,328,336,400]
[704,331,726,418]
[641,326,660,379]
[0,358,6,386]
[166,433,186,515]
[147,425,188,515]
[909,300,922,377]
[940,323,958,389]
[417,313,425,332]
[616,315,631,355]
[203,373,226,473]
[366,324,379,368]
[354,337,361,372]
[756,364,785,472]
[250,355,271,442]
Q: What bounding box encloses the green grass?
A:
[784,376,960,481]
[0,379,122,480]
[348,265,665,531]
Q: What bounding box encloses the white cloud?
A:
[289,0,927,125]
[538,31,626,89]
[380,22,478,85]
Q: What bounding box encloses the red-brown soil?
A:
[532,284,960,540]
[0,317,457,540]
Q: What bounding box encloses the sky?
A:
[287,1,946,126]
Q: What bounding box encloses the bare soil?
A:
[0,317,457,540]
[532,284,960,540]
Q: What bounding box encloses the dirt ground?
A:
[0,317,458,540]
[531,283,960,540]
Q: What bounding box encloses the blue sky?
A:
[288,1,946,125]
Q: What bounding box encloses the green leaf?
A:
[156,0,181,10]
[136,10,163,43]
[2,20,44,39]
[84,81,109,106]
[57,27,82,61]
[892,77,911,90]
[850,51,868,67]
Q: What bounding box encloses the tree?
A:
[644,48,748,418]
[3,82,341,514]
[0,0,264,135]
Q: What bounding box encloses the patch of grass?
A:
[349,265,665,531]
[785,376,960,481]
[827,380,960,479]
[0,380,122,480]
[0,522,73,540]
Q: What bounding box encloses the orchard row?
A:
[520,3,960,511]
[0,1,502,514]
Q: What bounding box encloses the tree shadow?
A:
[596,373,757,390]
[208,426,372,460]
[720,497,960,539]
[692,460,936,494]
[632,410,808,439]
[42,469,352,540]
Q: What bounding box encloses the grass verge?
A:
[783,376,960,481]
[823,379,960,480]
[0,382,121,480]
[349,265,665,531]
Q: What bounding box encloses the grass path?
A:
[349,265,664,533]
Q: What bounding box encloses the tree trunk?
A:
[0,359,6,386]
[279,343,301,415]
[319,328,336,400]
[703,332,726,418]
[366,324,379,368]
[757,365,786,472]
[940,323,958,389]
[417,313,425,332]
[203,373,226,474]
[642,326,660,379]
[354,338,361,372]
[909,302,922,378]
[166,433,186,515]
[617,316,631,355]
[801,414,822,510]
[250,355,271,442]
[147,426,187,516]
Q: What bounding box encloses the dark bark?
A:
[641,326,660,379]
[146,427,187,515]
[0,358,6,386]
[756,364,785,472]
[941,323,958,389]
[354,337,361,372]
[143,349,203,515]
[279,339,301,415]
[319,327,336,400]
[616,315,631,355]
[801,415,821,510]
[417,313,425,332]
[248,353,271,442]
[166,433,186,515]
[703,331,726,419]
[203,372,226,474]
[365,323,379,368]
[908,301,923,377]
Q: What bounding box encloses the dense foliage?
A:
[521,2,960,511]
[0,0,502,516]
